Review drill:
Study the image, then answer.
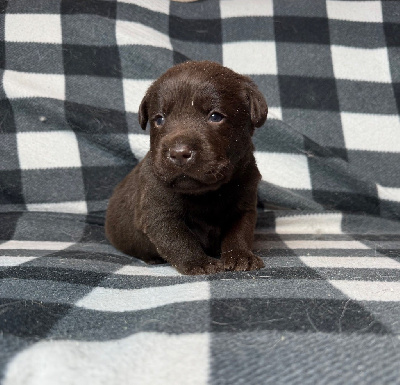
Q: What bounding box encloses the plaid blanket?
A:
[1,0,399,216]
[1,211,400,384]
[1,0,400,384]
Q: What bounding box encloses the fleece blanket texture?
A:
[0,1,399,384]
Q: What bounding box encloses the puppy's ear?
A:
[138,94,149,130]
[246,80,268,129]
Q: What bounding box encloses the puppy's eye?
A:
[209,112,224,123]
[155,116,165,127]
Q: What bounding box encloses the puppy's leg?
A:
[123,228,166,265]
[106,216,164,265]
[220,210,265,272]
[145,217,224,275]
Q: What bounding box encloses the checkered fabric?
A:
[0,0,399,217]
[1,1,400,384]
[1,211,400,384]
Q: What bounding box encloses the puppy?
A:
[105,61,268,275]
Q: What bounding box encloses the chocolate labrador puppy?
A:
[105,61,267,275]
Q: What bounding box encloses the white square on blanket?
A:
[3,70,65,101]
[220,0,273,18]
[123,79,153,114]
[223,41,277,75]
[17,131,82,170]
[3,332,209,385]
[341,113,400,152]
[116,21,172,50]
[5,14,62,44]
[128,134,150,160]
[255,152,312,190]
[327,1,383,23]
[118,0,170,15]
[27,201,88,214]
[377,185,400,203]
[331,46,391,83]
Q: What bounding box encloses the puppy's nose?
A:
[169,144,193,166]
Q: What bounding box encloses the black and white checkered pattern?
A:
[1,0,399,217]
[1,211,400,384]
[1,1,400,384]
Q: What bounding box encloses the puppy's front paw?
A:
[176,257,224,275]
[221,250,264,272]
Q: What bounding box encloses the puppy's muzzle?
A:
[168,144,195,167]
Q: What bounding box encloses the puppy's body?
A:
[105,61,268,275]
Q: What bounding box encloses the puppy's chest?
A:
[184,203,229,257]
[181,190,240,255]
[183,192,236,233]
[183,190,235,225]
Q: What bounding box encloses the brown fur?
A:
[105,61,268,275]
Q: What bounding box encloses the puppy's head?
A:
[139,61,267,194]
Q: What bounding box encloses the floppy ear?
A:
[246,80,268,129]
[138,94,149,130]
